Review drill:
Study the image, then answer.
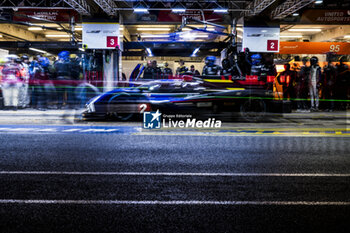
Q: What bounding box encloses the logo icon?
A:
[143,110,161,129]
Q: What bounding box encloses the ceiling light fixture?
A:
[45,34,71,38]
[288,28,321,32]
[137,28,171,31]
[134,1,149,13]
[280,35,303,38]
[141,34,170,38]
[214,9,228,13]
[315,0,323,4]
[172,2,186,13]
[29,48,47,53]
[28,27,43,31]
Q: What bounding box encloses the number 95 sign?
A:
[107,36,119,48]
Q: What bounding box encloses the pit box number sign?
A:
[267,40,279,51]
[107,36,118,48]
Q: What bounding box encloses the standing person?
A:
[221,58,232,76]
[162,62,173,78]
[143,61,153,79]
[1,55,23,110]
[322,61,337,111]
[176,60,188,75]
[30,56,50,110]
[250,54,263,76]
[202,56,221,75]
[296,57,310,112]
[189,65,200,76]
[151,60,162,79]
[18,55,30,108]
[54,51,72,109]
[335,56,349,110]
[308,56,322,111]
[278,63,296,100]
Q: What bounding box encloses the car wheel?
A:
[107,93,134,121]
[240,98,266,122]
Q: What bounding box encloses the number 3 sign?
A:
[107,36,118,48]
[267,40,278,51]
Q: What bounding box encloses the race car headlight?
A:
[85,95,101,113]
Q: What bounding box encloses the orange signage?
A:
[279,42,350,55]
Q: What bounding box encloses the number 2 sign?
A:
[267,40,278,51]
[107,36,118,48]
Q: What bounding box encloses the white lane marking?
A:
[37,128,57,132]
[0,199,349,206]
[80,129,119,132]
[0,171,350,177]
[62,129,81,132]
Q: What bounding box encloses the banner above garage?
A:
[282,9,350,25]
[13,8,80,23]
[82,23,120,49]
[279,42,350,55]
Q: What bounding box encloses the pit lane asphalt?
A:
[0,129,350,233]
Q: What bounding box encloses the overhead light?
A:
[172,2,186,13]
[214,9,228,13]
[315,0,323,4]
[280,35,303,38]
[141,34,170,38]
[288,28,321,32]
[236,27,243,32]
[172,9,186,13]
[75,27,82,31]
[28,27,43,31]
[137,28,171,31]
[292,13,299,16]
[146,48,153,57]
[134,8,148,13]
[45,34,70,38]
[180,33,208,39]
[79,48,85,51]
[344,35,350,38]
[237,35,243,39]
[29,48,47,54]
[191,47,200,57]
[134,1,149,13]
[0,35,2,38]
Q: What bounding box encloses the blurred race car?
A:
[83,79,291,122]
[83,80,206,120]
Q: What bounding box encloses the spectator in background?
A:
[176,60,188,75]
[278,63,296,100]
[322,60,337,111]
[335,56,349,110]
[54,51,72,109]
[1,55,23,110]
[143,61,153,79]
[308,56,322,111]
[18,55,30,108]
[162,62,172,78]
[250,54,263,76]
[221,58,232,76]
[151,60,162,79]
[202,56,221,75]
[296,57,310,112]
[190,65,200,76]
